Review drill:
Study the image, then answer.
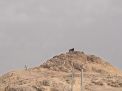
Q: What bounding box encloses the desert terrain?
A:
[0,50,122,91]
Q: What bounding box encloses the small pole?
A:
[71,62,75,91]
[81,64,84,91]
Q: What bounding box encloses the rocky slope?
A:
[0,51,122,91]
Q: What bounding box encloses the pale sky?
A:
[0,0,122,75]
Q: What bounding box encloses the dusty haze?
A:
[0,0,122,74]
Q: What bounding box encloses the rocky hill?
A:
[41,51,121,75]
[0,50,122,91]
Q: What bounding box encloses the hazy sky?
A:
[0,0,122,75]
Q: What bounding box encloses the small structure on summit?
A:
[69,48,75,52]
[24,65,28,70]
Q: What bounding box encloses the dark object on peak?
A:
[69,48,75,52]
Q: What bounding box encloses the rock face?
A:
[0,51,122,91]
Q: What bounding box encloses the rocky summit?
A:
[0,51,122,91]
